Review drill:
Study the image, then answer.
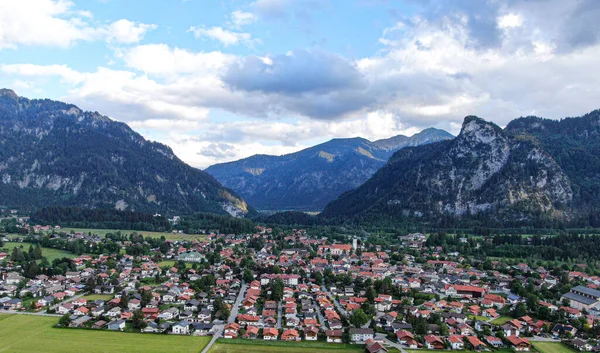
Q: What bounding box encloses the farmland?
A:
[0,242,76,261]
[56,228,207,241]
[209,339,367,353]
[0,315,210,353]
[533,341,577,353]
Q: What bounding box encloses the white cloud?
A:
[188,26,257,47]
[230,11,257,28]
[0,0,155,50]
[104,19,156,44]
[497,13,523,29]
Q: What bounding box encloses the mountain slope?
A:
[0,89,249,216]
[205,128,453,211]
[321,115,577,224]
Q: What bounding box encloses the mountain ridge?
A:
[0,89,250,216]
[205,128,454,211]
[321,111,600,226]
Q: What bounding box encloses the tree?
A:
[271,278,284,301]
[349,309,370,327]
[132,310,147,330]
[58,314,71,327]
[243,268,254,283]
[33,244,43,260]
[365,286,377,302]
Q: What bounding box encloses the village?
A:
[1,226,600,353]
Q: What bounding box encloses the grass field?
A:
[490,316,513,325]
[158,260,193,268]
[407,350,514,353]
[533,341,576,353]
[467,314,488,322]
[209,339,369,353]
[0,314,210,353]
[81,294,113,301]
[1,242,76,262]
[57,228,207,241]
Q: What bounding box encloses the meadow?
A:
[57,227,207,241]
[532,341,576,353]
[1,242,76,261]
[0,314,210,353]
[209,339,367,353]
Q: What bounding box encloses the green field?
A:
[490,316,513,325]
[57,228,207,241]
[533,341,576,353]
[1,242,76,261]
[81,294,113,301]
[0,314,210,353]
[210,339,367,353]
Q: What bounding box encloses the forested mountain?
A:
[321,112,600,226]
[205,128,453,211]
[0,89,250,216]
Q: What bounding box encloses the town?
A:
[1,222,600,353]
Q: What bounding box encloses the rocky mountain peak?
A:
[459,115,504,145]
[0,88,18,99]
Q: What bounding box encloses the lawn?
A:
[490,316,513,325]
[158,260,193,268]
[81,294,113,301]
[57,228,207,241]
[533,341,576,353]
[407,350,514,353]
[0,314,210,353]
[1,242,76,262]
[210,339,368,353]
[467,314,488,322]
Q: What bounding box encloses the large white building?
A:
[562,286,600,310]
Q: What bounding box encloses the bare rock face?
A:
[322,114,579,224]
[0,89,249,216]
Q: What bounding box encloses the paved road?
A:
[228,281,246,324]
[322,285,347,317]
[316,306,328,330]
[49,292,87,311]
[2,310,61,317]
[276,301,282,329]
[201,281,246,353]
[385,338,408,353]
[528,336,560,342]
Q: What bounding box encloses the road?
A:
[49,292,87,311]
[528,336,560,342]
[2,310,61,317]
[316,306,328,330]
[201,281,246,353]
[321,285,347,317]
[276,301,282,329]
[385,338,408,353]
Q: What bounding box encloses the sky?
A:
[1,0,600,169]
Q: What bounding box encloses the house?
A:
[448,335,464,350]
[304,326,319,341]
[467,336,487,351]
[243,325,259,339]
[507,336,531,351]
[107,320,126,331]
[263,327,279,341]
[424,335,444,350]
[350,328,374,343]
[281,329,300,341]
[192,323,214,335]
[326,330,343,343]
[561,286,600,311]
[572,338,593,352]
[224,323,240,339]
[486,336,503,348]
[172,321,190,335]
[396,330,420,348]
[365,340,388,353]
[552,324,577,338]
[92,320,107,329]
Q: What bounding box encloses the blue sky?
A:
[1,0,600,168]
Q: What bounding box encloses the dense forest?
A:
[176,212,256,234]
[31,207,172,231]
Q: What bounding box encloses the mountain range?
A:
[205,128,453,211]
[322,110,600,226]
[0,89,250,216]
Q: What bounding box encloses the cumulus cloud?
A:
[0,0,155,50]
[230,10,257,28]
[188,26,257,47]
[4,0,600,168]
